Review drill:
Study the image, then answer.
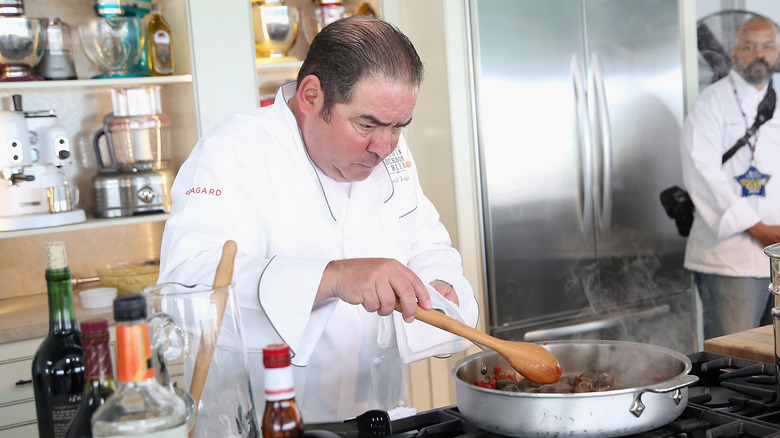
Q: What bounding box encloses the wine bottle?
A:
[261,343,303,438]
[147,3,175,76]
[32,241,85,438]
[91,294,187,437]
[64,319,115,438]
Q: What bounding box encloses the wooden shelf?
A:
[0,213,169,239]
[0,75,193,92]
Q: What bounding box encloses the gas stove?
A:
[305,351,780,438]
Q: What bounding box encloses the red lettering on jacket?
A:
[185,187,222,197]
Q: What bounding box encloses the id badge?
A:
[735,165,771,197]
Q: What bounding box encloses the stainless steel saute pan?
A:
[451,340,698,437]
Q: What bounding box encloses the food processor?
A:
[92,85,173,218]
[0,95,86,231]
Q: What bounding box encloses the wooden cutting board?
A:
[703,324,775,364]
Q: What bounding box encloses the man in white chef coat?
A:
[680,15,780,339]
[158,15,479,421]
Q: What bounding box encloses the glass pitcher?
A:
[142,282,259,438]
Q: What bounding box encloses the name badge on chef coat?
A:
[384,147,417,217]
[735,166,771,197]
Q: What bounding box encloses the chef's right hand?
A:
[316,258,432,323]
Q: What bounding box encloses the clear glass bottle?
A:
[261,343,303,438]
[64,319,115,438]
[32,241,85,438]
[147,3,175,76]
[91,295,187,437]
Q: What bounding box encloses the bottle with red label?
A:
[261,343,303,438]
[32,241,84,438]
[64,318,115,438]
[91,295,187,437]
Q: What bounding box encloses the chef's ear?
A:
[297,75,323,117]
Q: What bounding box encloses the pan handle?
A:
[629,375,698,418]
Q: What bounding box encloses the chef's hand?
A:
[430,279,459,306]
[317,258,433,323]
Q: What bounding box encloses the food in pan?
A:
[472,366,667,393]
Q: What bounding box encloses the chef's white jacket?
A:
[680,70,780,277]
[158,82,479,421]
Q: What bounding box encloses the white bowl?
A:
[79,286,117,309]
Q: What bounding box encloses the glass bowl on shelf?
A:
[77,16,146,78]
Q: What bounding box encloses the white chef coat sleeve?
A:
[680,93,761,239]
[257,255,337,366]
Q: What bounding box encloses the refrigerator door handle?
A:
[591,53,613,232]
[572,54,593,232]
[522,304,671,341]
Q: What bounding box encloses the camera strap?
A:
[722,77,776,165]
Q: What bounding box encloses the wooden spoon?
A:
[395,301,562,384]
[188,240,238,437]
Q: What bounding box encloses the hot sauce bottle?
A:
[262,343,303,438]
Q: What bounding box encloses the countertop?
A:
[703,324,774,363]
[0,288,114,344]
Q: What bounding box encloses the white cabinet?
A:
[0,328,118,436]
[0,337,42,436]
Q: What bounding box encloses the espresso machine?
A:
[92,85,172,218]
[0,94,86,231]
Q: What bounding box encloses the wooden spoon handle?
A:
[400,302,502,351]
[188,240,237,437]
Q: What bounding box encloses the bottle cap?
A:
[80,318,109,334]
[114,294,147,321]
[263,343,291,368]
[45,241,67,269]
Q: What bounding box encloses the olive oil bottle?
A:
[147,3,174,76]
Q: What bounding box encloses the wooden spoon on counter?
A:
[395,301,562,384]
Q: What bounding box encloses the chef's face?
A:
[731,20,780,87]
[304,76,418,182]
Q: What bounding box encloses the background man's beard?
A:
[739,58,774,86]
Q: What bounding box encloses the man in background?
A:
[680,15,780,339]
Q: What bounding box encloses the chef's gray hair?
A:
[296,15,424,122]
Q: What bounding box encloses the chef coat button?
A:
[373,357,382,365]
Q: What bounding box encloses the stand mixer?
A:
[92,85,172,218]
[0,95,86,231]
[79,0,151,78]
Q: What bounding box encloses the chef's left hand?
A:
[430,279,459,306]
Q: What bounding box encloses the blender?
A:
[92,85,172,218]
[0,94,86,231]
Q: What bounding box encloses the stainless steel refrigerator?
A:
[469,0,696,353]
